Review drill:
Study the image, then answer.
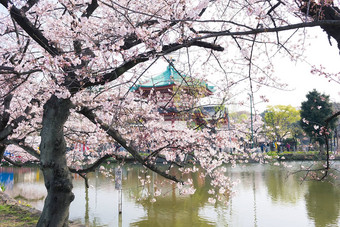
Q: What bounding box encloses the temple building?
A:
[132,62,229,131]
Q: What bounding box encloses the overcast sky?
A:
[148,27,340,113]
[253,27,340,113]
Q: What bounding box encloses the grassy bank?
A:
[0,203,39,226]
[0,192,40,227]
[0,192,86,227]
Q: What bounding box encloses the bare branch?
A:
[325,111,340,124]
[69,153,116,174]
[77,173,89,188]
[196,20,340,39]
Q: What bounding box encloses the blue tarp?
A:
[4,150,12,157]
[0,172,14,189]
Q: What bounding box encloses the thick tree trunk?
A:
[37,95,74,227]
[0,144,6,163]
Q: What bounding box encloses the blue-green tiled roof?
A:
[131,64,214,92]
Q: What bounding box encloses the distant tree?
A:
[300,90,336,149]
[263,105,301,146]
[289,121,305,150]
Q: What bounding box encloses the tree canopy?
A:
[1,0,340,226]
[300,89,336,145]
[263,105,300,142]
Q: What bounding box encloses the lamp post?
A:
[248,93,254,148]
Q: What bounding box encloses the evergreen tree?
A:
[300,90,336,146]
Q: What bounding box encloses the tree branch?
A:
[191,40,224,51]
[325,111,340,124]
[3,156,39,166]
[77,173,89,188]
[82,0,99,18]
[78,106,182,183]
[4,139,40,159]
[300,0,340,50]
[0,1,61,56]
[21,0,40,13]
[3,156,23,166]
[68,153,116,174]
[197,20,340,39]
[0,94,12,129]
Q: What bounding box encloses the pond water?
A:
[0,162,339,227]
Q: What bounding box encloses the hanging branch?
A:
[3,156,39,166]
[3,139,40,159]
[292,111,340,181]
[322,111,340,179]
[3,156,24,166]
[69,153,118,174]
[78,105,183,183]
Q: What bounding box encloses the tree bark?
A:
[300,1,340,51]
[0,144,6,163]
[37,95,74,227]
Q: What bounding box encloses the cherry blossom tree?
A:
[0,65,41,163]
[1,0,340,226]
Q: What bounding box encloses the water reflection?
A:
[131,179,215,227]
[305,181,340,227]
[0,167,45,206]
[1,162,339,226]
[264,165,305,203]
[85,186,90,226]
[115,166,216,226]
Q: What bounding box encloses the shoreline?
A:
[0,191,85,227]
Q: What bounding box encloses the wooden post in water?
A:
[118,188,122,214]
[118,188,122,227]
[115,167,123,214]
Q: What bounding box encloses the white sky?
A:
[253,27,340,113]
[148,27,340,113]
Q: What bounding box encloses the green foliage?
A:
[266,151,279,157]
[229,111,248,123]
[263,105,301,141]
[300,89,336,145]
[0,182,5,192]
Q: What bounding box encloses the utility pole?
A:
[248,93,254,148]
[227,108,232,153]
